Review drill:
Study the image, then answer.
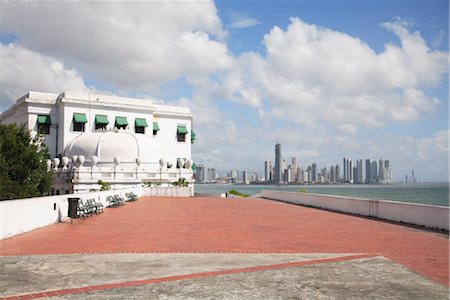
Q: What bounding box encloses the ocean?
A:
[194,182,449,207]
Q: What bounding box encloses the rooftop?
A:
[0,196,448,299]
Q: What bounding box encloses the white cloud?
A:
[0,1,231,90]
[0,43,89,109]
[228,11,261,29]
[222,17,447,131]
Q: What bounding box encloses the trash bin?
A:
[68,197,80,219]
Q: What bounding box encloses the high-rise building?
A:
[343,157,353,183]
[195,164,207,183]
[370,160,378,183]
[365,159,371,183]
[330,165,336,183]
[311,163,317,182]
[356,159,365,184]
[242,171,249,184]
[274,143,283,184]
[207,168,216,182]
[321,167,329,183]
[291,157,298,181]
[264,161,271,182]
[335,164,340,182]
[377,159,392,184]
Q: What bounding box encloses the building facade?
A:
[0,91,196,194]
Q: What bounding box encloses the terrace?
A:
[0,196,448,299]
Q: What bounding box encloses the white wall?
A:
[155,115,192,168]
[28,103,59,158]
[261,190,449,231]
[60,103,155,152]
[0,186,194,240]
[143,186,193,197]
[0,188,140,240]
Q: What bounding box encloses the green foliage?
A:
[228,189,250,197]
[143,181,161,187]
[172,178,189,187]
[0,123,52,200]
[97,180,111,191]
[298,188,308,193]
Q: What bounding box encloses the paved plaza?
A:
[0,196,448,299]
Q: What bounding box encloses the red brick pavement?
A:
[0,197,448,286]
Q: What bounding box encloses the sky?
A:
[0,0,448,181]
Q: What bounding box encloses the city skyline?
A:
[0,1,448,182]
[196,142,395,184]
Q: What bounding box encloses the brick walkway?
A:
[0,197,448,286]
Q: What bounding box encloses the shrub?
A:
[97,180,111,191]
[228,189,250,197]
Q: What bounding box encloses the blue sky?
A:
[0,1,448,181]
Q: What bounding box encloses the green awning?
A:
[135,118,148,127]
[37,115,51,125]
[153,122,160,131]
[177,125,188,134]
[73,113,88,123]
[115,116,128,126]
[191,131,196,143]
[95,115,109,125]
[192,163,197,171]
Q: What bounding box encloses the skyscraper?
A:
[335,164,340,182]
[274,143,283,184]
[242,171,249,184]
[370,160,378,183]
[342,157,354,183]
[311,163,317,182]
[264,161,271,182]
[356,159,365,184]
[365,159,371,183]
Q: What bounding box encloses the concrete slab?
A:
[1,253,350,296]
[46,256,448,300]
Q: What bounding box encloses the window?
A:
[176,125,188,142]
[95,115,109,130]
[73,113,87,132]
[191,131,196,144]
[135,118,148,134]
[38,124,50,135]
[153,122,160,136]
[37,115,51,135]
[177,133,186,142]
[115,116,128,130]
[135,127,145,134]
[74,122,85,132]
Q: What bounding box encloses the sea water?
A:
[194,182,449,207]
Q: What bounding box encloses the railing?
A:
[261,190,449,231]
[143,186,193,197]
[55,167,193,182]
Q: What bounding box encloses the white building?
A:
[0,91,196,194]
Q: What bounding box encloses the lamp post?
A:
[159,158,165,183]
[114,157,120,180]
[177,158,185,180]
[91,155,98,180]
[135,158,141,179]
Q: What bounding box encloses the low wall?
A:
[0,188,144,240]
[261,190,449,231]
[143,186,193,197]
[0,186,194,240]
